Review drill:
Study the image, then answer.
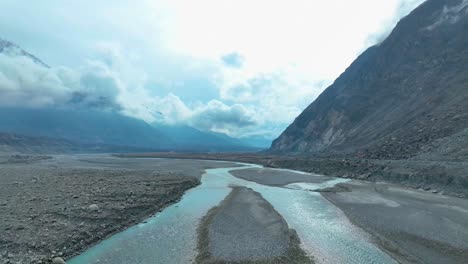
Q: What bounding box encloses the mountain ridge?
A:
[0,38,49,67]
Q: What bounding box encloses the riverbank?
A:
[196,186,312,264]
[116,153,468,198]
[224,167,468,264]
[0,154,238,264]
[322,181,468,264]
[229,168,333,186]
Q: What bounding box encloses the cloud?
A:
[149,93,192,125]
[0,54,72,107]
[217,67,330,125]
[0,42,130,112]
[191,100,256,134]
[221,52,244,68]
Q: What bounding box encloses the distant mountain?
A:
[0,107,268,153]
[0,132,158,154]
[0,38,49,67]
[271,0,468,161]
[0,107,174,150]
[238,135,273,149]
[0,107,264,153]
[0,38,259,153]
[153,124,264,152]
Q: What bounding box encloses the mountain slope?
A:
[0,107,174,150]
[271,0,468,161]
[0,108,261,153]
[153,124,262,152]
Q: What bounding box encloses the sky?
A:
[0,0,426,139]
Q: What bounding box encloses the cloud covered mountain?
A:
[0,41,267,152]
[271,0,468,161]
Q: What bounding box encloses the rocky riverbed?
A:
[118,153,468,198]
[0,154,238,264]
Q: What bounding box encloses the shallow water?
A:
[69,165,396,264]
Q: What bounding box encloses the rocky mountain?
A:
[271,0,468,161]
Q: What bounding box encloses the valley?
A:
[1,0,468,263]
[1,154,467,264]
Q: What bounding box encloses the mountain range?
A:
[0,39,270,153]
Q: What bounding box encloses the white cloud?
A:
[147,93,192,125]
[190,100,257,136]
[0,54,72,107]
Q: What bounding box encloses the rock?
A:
[52,257,66,264]
[88,204,99,211]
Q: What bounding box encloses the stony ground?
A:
[0,154,237,264]
[323,181,468,264]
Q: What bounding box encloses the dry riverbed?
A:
[0,154,238,264]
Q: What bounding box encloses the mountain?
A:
[153,124,262,152]
[0,132,160,154]
[0,107,264,152]
[271,0,468,161]
[238,135,272,149]
[0,107,174,150]
[0,38,49,67]
[0,39,259,153]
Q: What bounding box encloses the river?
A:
[69,164,396,264]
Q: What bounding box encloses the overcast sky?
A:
[0,0,425,138]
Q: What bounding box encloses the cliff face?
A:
[271,0,468,160]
